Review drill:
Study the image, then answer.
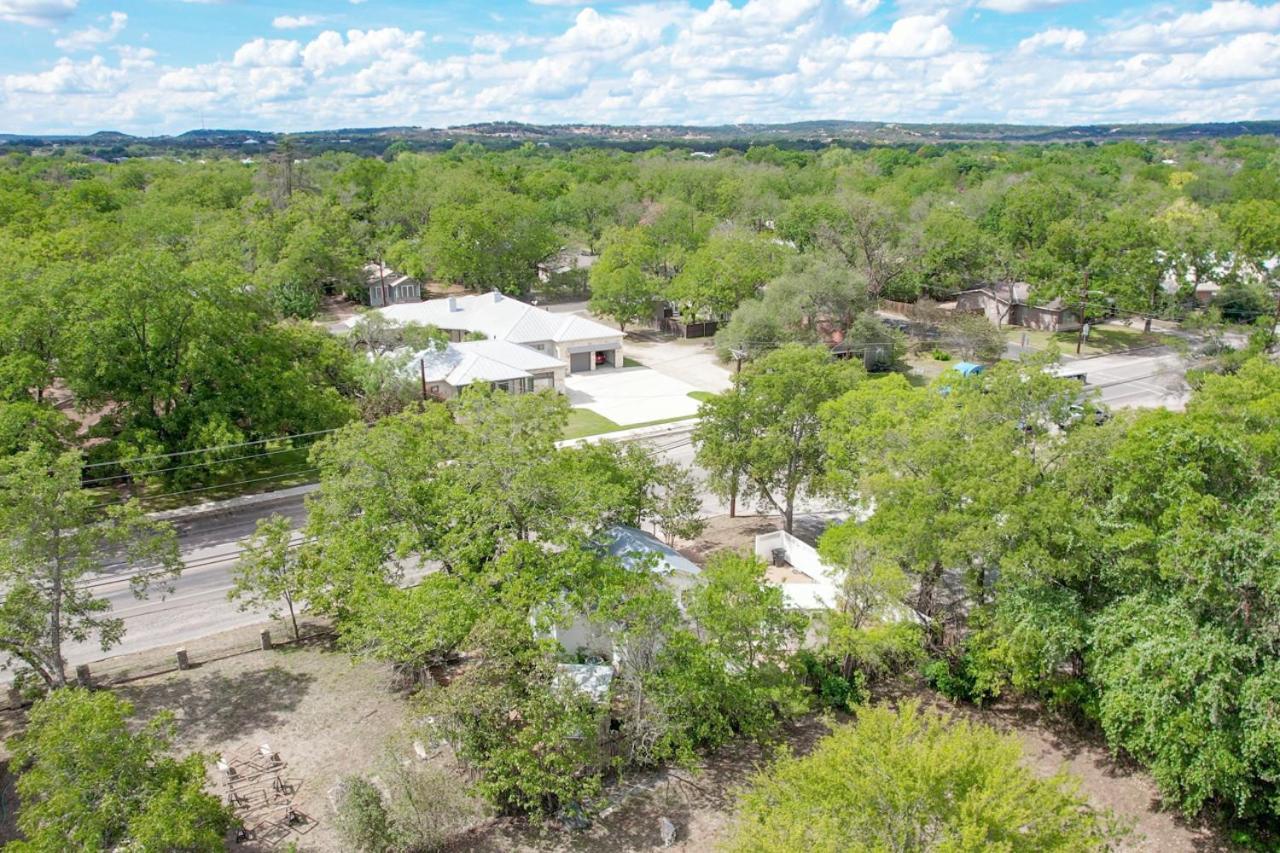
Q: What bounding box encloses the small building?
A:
[408,339,567,400]
[354,291,624,374]
[365,262,422,308]
[548,526,701,664]
[536,250,598,284]
[955,282,1081,332]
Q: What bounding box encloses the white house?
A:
[355,291,624,374]
[407,339,567,400]
[547,526,701,664]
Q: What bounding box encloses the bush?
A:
[923,653,989,704]
[334,776,393,852]
[724,702,1124,851]
[791,650,865,711]
[931,348,951,361]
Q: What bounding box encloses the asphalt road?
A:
[59,340,1199,671]
[61,432,707,669]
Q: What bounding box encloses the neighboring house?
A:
[955,282,1081,332]
[537,250,598,284]
[357,291,624,374]
[364,262,422,308]
[408,339,567,400]
[548,525,702,665]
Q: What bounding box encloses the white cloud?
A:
[1017,27,1087,55]
[54,10,126,51]
[233,38,302,68]
[1102,1,1280,52]
[977,0,1080,12]
[301,28,425,74]
[844,0,879,15]
[0,0,76,26]
[5,55,124,94]
[849,14,954,58]
[273,15,324,30]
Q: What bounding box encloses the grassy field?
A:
[1005,324,1181,357]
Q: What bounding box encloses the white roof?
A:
[363,292,621,346]
[554,664,614,703]
[410,339,565,388]
[600,525,701,578]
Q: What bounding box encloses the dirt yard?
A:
[116,640,411,850]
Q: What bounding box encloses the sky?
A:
[0,0,1278,134]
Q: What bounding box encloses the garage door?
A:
[569,352,592,373]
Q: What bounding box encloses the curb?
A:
[149,483,318,525]
[557,417,698,448]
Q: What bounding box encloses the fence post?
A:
[75,664,92,687]
[260,629,273,651]
[176,649,190,670]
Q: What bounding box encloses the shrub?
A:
[724,702,1124,851]
[334,776,393,852]
[791,650,865,711]
[931,348,951,361]
[923,653,988,704]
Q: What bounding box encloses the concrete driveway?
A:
[623,337,733,393]
[565,367,703,425]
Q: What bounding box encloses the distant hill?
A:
[3,119,1278,156]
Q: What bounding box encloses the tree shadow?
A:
[118,664,315,749]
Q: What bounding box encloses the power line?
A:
[82,427,343,471]
[89,468,319,511]
[81,442,321,487]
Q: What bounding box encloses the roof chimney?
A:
[448,296,458,312]
[493,291,503,303]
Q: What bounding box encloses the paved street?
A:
[57,330,1207,672]
[61,430,707,670]
[1067,348,1191,410]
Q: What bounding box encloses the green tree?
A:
[725,702,1121,852]
[696,345,862,532]
[228,513,307,641]
[7,688,231,852]
[684,551,806,693]
[669,230,788,321]
[0,448,181,688]
[422,192,558,295]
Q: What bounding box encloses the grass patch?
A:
[89,445,320,513]
[564,408,699,441]
[623,356,645,368]
[1004,325,1180,357]
[564,408,622,440]
[688,391,717,403]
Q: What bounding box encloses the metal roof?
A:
[370,292,622,345]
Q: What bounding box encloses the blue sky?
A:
[1,0,1278,134]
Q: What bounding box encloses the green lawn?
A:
[623,356,644,368]
[1005,324,1181,357]
[688,391,717,403]
[563,408,702,441]
[88,445,319,513]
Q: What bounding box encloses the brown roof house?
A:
[955,282,1081,332]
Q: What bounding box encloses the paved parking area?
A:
[565,367,703,426]
[623,338,733,393]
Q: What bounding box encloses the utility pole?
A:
[1076,272,1091,356]
[420,357,428,401]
